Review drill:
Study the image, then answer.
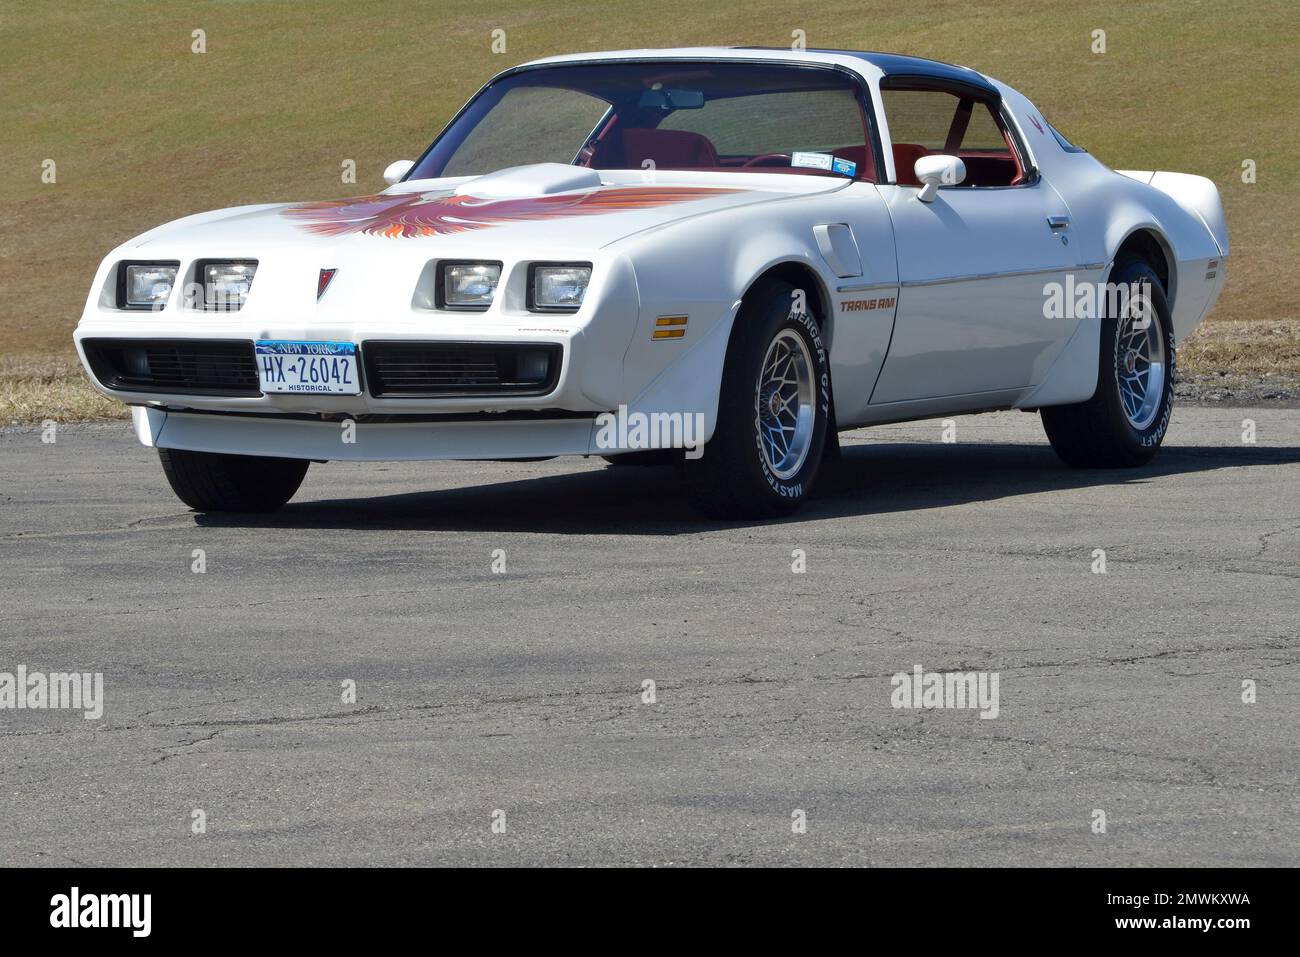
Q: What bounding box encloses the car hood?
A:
[126,165,849,255]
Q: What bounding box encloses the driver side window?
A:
[881,85,1027,188]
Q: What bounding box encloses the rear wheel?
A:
[158,447,309,512]
[682,279,830,517]
[1040,257,1175,467]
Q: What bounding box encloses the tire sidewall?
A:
[729,282,831,506]
[1100,260,1175,454]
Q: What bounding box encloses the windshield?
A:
[409,61,876,181]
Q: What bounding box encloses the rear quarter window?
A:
[1049,124,1087,153]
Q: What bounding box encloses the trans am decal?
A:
[283,186,739,238]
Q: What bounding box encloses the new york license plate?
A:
[255,340,360,395]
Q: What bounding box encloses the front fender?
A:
[612,196,871,443]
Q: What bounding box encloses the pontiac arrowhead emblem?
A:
[317,268,337,301]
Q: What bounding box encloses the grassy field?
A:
[2,0,1297,419]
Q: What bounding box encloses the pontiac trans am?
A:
[73,48,1229,517]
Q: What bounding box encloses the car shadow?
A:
[192,441,1300,535]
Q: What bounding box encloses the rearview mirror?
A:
[915,154,966,202]
[638,88,706,110]
[383,159,414,185]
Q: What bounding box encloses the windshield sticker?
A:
[283,186,740,238]
[791,151,834,171]
[832,157,857,177]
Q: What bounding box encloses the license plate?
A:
[255,340,360,395]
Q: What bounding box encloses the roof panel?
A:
[517,47,999,95]
[736,47,993,90]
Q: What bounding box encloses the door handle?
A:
[1047,215,1071,230]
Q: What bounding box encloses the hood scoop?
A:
[455,163,602,199]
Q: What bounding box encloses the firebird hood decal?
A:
[282,186,741,238]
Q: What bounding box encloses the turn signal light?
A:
[652,315,688,340]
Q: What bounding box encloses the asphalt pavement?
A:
[1,406,1297,866]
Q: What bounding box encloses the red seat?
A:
[620,128,720,169]
[892,143,929,186]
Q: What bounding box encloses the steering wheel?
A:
[741,153,792,168]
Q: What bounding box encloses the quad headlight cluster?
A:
[118,260,258,311]
[436,261,592,312]
[118,258,588,314]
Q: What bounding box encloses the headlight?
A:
[121,262,178,309]
[530,263,592,311]
[200,261,257,311]
[440,262,501,309]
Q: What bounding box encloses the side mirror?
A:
[383,160,415,186]
[915,154,966,202]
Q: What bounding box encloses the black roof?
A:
[736,47,996,94]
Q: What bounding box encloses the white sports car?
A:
[74,47,1228,517]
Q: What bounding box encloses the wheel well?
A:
[740,262,833,344]
[1113,229,1173,302]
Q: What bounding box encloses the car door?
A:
[869,83,1083,405]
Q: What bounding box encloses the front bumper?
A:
[79,325,607,459]
[131,406,599,461]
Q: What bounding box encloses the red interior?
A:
[888,142,1024,187]
[581,109,1027,187]
[587,124,877,181]
[828,144,875,181]
[891,143,929,186]
[617,128,720,168]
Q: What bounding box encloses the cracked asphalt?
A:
[1,406,1297,866]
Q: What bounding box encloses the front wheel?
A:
[682,279,831,517]
[158,447,309,512]
[1040,257,1175,468]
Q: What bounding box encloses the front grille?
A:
[83,339,260,397]
[363,341,562,398]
